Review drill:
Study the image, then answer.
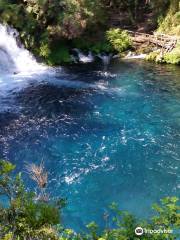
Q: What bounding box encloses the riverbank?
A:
[0,0,179,66]
[128,31,180,65]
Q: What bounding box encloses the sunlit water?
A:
[0,60,180,231]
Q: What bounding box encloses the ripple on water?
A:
[0,61,180,231]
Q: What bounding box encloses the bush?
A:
[157,0,180,36]
[0,160,64,240]
[90,41,114,54]
[71,38,113,54]
[39,43,51,58]
[146,45,180,65]
[146,51,160,62]
[106,28,132,53]
[158,11,180,36]
[0,0,106,65]
[164,45,180,64]
[47,42,72,65]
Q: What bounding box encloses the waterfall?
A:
[72,48,116,65]
[0,23,118,97]
[0,24,47,74]
[0,24,109,97]
[97,53,113,65]
[0,23,52,97]
[72,49,94,63]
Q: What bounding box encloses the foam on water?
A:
[0,23,180,232]
[73,49,94,63]
[0,24,122,97]
[0,23,54,96]
[0,24,117,96]
[0,24,47,74]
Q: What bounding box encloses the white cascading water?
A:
[0,23,53,99]
[72,48,94,63]
[97,53,113,65]
[73,48,116,65]
[0,24,47,74]
[0,23,114,103]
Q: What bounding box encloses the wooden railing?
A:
[126,30,179,52]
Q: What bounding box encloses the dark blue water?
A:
[0,60,180,231]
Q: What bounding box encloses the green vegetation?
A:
[0,160,66,240]
[164,45,180,64]
[146,51,162,63]
[0,0,106,64]
[38,37,72,65]
[146,44,180,65]
[71,38,114,54]
[106,29,132,54]
[0,160,179,240]
[157,0,180,36]
[0,0,179,64]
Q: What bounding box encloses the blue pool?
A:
[0,60,180,231]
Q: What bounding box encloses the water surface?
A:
[0,60,180,231]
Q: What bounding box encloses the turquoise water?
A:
[0,60,180,231]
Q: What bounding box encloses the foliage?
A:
[58,197,180,240]
[0,160,179,240]
[106,28,132,54]
[158,11,180,36]
[163,45,180,64]
[157,0,180,36]
[0,0,106,64]
[146,51,160,62]
[0,160,64,240]
[72,38,113,54]
[0,0,179,64]
[146,45,180,65]
[90,41,114,54]
[39,42,51,59]
[48,42,72,65]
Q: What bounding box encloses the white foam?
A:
[0,24,122,98]
[124,52,147,59]
[0,24,47,74]
[73,49,94,63]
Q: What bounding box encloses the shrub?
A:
[164,45,180,64]
[71,38,113,54]
[0,0,106,65]
[0,160,64,240]
[106,28,132,53]
[158,12,180,36]
[39,42,51,58]
[157,0,180,36]
[90,41,114,54]
[146,46,180,65]
[71,38,92,51]
[47,42,72,65]
[146,51,160,62]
